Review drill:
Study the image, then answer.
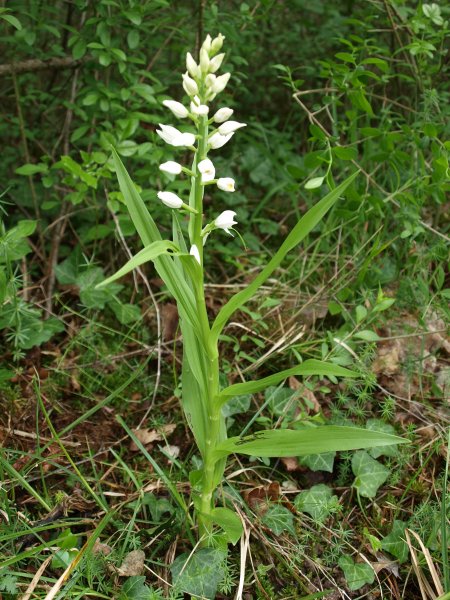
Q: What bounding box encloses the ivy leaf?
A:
[366,419,399,458]
[338,555,375,591]
[262,505,295,535]
[352,451,390,498]
[381,520,409,563]
[118,576,156,600]
[221,394,251,418]
[299,451,336,472]
[171,548,227,600]
[294,484,339,521]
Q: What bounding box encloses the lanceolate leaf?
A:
[97,240,179,287]
[212,426,407,461]
[209,507,243,545]
[215,360,357,406]
[210,171,359,343]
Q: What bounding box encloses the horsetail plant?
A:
[98,34,406,547]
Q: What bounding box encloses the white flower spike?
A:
[182,72,199,96]
[215,210,237,235]
[209,131,234,150]
[190,244,201,264]
[156,124,195,148]
[162,100,189,119]
[217,177,235,192]
[157,191,183,209]
[159,161,182,175]
[198,158,215,182]
[213,107,234,123]
[201,34,212,54]
[218,121,246,135]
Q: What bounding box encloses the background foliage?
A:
[0,0,448,598]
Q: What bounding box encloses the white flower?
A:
[201,34,212,54]
[211,33,225,55]
[186,52,200,78]
[209,53,225,73]
[200,48,210,72]
[182,72,199,96]
[218,120,246,135]
[213,107,234,123]
[217,177,235,192]
[162,100,189,119]
[190,244,201,264]
[215,210,237,235]
[209,131,234,149]
[190,102,209,116]
[205,73,216,90]
[157,191,183,209]
[198,158,215,182]
[159,161,182,175]
[156,124,195,147]
[212,72,230,94]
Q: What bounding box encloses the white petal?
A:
[209,131,234,149]
[186,52,200,78]
[157,191,183,209]
[218,121,246,135]
[162,100,189,119]
[190,102,209,116]
[190,244,201,264]
[212,72,230,94]
[182,72,199,96]
[215,210,237,234]
[209,52,225,73]
[217,177,235,192]
[213,107,234,123]
[159,161,182,175]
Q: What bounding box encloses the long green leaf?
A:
[210,171,359,342]
[215,360,357,406]
[213,426,407,461]
[96,240,179,287]
[111,149,205,342]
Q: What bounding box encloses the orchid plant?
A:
[99,34,406,547]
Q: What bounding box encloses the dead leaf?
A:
[281,457,300,472]
[163,444,180,463]
[92,539,112,556]
[161,303,179,341]
[117,550,146,576]
[244,482,280,513]
[372,554,400,578]
[373,339,402,376]
[130,424,176,451]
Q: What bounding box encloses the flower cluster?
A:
[155,33,246,260]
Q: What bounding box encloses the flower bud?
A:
[190,244,201,264]
[162,100,189,119]
[198,158,215,182]
[190,102,209,116]
[209,131,234,149]
[201,34,212,54]
[217,177,235,192]
[215,210,237,235]
[218,120,246,135]
[210,33,225,56]
[205,74,216,90]
[156,124,196,147]
[182,72,199,97]
[186,52,200,78]
[213,107,234,123]
[212,72,230,94]
[157,191,183,209]
[200,48,210,72]
[209,53,225,73]
[159,161,182,175]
